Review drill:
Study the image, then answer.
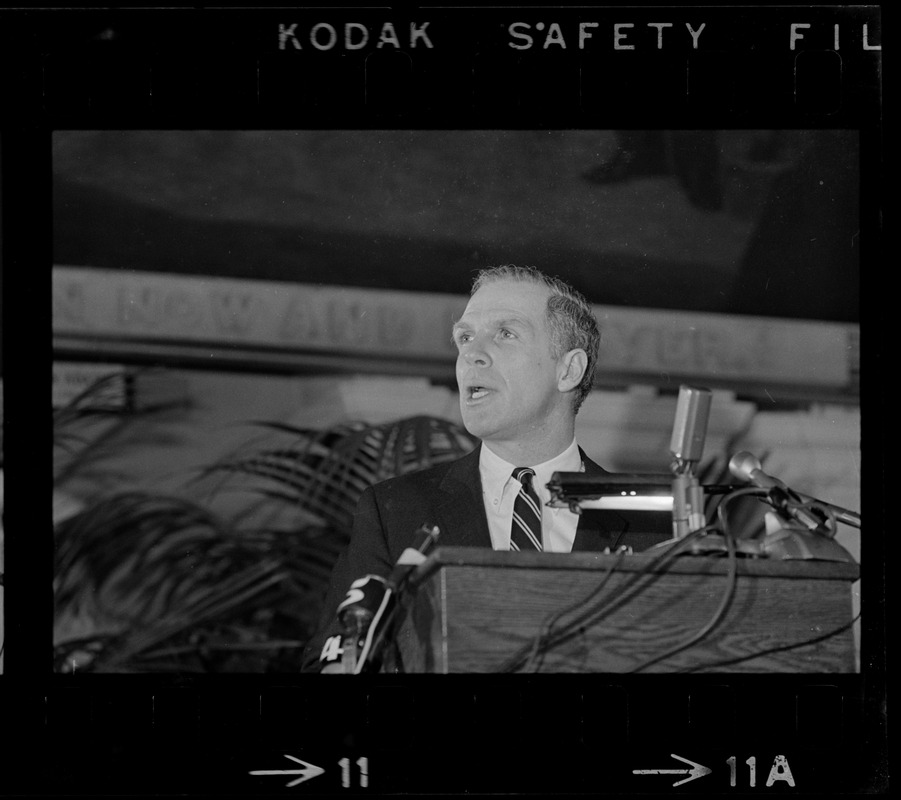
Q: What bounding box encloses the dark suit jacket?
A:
[300,444,672,671]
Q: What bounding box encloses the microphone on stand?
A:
[385,523,441,592]
[669,385,712,538]
[335,574,390,674]
[336,523,440,674]
[728,452,832,536]
[727,451,859,562]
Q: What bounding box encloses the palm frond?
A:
[200,415,478,530]
[55,556,292,672]
[52,409,477,673]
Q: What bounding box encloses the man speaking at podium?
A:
[301,265,670,672]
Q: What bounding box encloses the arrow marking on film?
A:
[633,753,713,787]
[249,754,326,787]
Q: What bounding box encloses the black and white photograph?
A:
[48,128,863,676]
[0,4,885,797]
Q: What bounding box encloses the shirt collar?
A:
[479,439,583,502]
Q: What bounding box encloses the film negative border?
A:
[0,3,885,798]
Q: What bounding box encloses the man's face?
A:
[453,279,569,447]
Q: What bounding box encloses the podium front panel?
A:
[393,547,859,673]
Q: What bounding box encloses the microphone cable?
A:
[501,485,766,674]
[498,525,715,673]
[519,547,628,674]
[625,488,761,672]
[675,611,862,673]
[628,483,852,672]
[353,584,396,674]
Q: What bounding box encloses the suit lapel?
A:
[434,445,492,548]
[429,445,658,553]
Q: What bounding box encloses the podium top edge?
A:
[412,546,860,582]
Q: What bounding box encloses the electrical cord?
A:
[627,485,853,672]
[675,611,862,673]
[498,525,715,673]
[353,586,395,674]
[522,527,717,670]
[502,486,772,674]
[625,489,759,672]
[518,548,628,673]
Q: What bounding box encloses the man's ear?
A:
[558,349,587,392]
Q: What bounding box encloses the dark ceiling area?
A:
[52,129,860,322]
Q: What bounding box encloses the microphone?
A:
[332,574,389,673]
[385,523,441,592]
[669,385,712,538]
[728,452,832,535]
[335,523,441,674]
[670,385,712,467]
[337,574,389,631]
[728,451,786,490]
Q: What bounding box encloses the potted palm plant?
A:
[53,372,478,673]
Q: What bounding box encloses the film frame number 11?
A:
[338,756,369,789]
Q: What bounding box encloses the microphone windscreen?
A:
[669,385,712,462]
[728,451,762,482]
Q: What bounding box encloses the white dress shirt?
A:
[479,439,584,553]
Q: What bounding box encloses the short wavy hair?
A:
[470,264,601,413]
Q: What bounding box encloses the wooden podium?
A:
[390,546,860,673]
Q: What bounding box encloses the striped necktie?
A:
[510,467,543,551]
